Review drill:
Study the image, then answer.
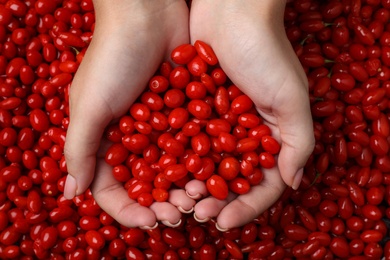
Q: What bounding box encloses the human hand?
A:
[64,0,195,228]
[188,0,315,230]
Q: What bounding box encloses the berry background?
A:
[0,0,390,259]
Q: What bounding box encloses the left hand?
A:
[64,0,195,228]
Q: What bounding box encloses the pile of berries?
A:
[104,40,280,205]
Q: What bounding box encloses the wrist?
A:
[92,0,185,30]
[192,0,286,23]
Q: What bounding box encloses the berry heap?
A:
[104,40,280,205]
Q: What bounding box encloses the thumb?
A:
[62,34,113,200]
[276,91,314,190]
[62,31,165,200]
[278,143,309,190]
[63,90,112,200]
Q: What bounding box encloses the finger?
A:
[184,179,208,199]
[91,155,157,228]
[168,189,196,214]
[149,202,182,228]
[275,88,314,190]
[193,193,235,223]
[216,167,285,230]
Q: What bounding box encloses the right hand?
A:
[64,0,195,228]
[186,0,315,230]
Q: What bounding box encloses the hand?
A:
[64,0,195,228]
[187,0,315,230]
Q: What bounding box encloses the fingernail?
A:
[140,222,158,230]
[178,206,194,214]
[193,213,210,223]
[215,223,229,232]
[161,219,182,228]
[292,168,303,190]
[186,191,201,200]
[63,174,77,200]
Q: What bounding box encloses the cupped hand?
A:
[188,0,315,229]
[64,0,194,228]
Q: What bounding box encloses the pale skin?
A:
[64,0,315,230]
